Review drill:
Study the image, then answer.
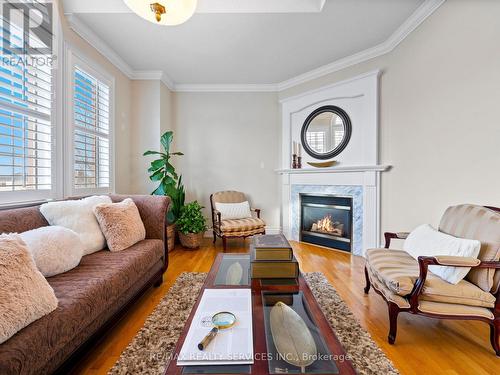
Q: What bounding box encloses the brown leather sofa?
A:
[0,194,170,375]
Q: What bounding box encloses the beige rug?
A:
[109,272,399,375]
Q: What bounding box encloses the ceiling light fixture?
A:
[124,0,197,26]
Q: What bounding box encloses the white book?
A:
[177,288,254,366]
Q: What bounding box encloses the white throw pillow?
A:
[20,226,84,277]
[403,224,481,284]
[40,195,112,255]
[215,201,252,220]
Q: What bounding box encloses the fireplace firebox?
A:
[299,194,353,252]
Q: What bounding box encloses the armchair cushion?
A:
[220,218,266,233]
[439,204,500,292]
[403,224,480,284]
[215,201,252,220]
[366,248,496,308]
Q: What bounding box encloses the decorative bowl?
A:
[307,160,337,168]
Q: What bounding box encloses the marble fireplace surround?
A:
[277,71,390,257]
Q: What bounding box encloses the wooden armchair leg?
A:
[212,231,217,244]
[388,302,400,344]
[364,266,371,294]
[490,319,500,356]
[222,237,227,252]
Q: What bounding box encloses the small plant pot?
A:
[179,232,204,249]
[166,223,176,252]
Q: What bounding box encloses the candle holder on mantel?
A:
[297,156,302,169]
[292,154,298,169]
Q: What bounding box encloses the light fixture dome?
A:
[124,0,197,26]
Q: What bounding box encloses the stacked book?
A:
[250,234,299,279]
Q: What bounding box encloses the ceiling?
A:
[63,0,442,90]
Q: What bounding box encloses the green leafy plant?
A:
[176,201,207,234]
[143,131,184,223]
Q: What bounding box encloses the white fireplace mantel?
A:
[278,70,388,256]
[276,165,390,174]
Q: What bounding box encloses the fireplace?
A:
[299,194,353,252]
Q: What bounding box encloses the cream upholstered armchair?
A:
[364,204,500,355]
[210,191,265,252]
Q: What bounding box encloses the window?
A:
[72,67,110,190]
[0,6,55,204]
[66,50,113,196]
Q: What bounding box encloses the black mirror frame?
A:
[300,105,352,160]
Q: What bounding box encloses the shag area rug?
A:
[109,272,398,375]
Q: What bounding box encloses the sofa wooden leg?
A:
[490,319,500,356]
[364,266,371,294]
[222,237,227,252]
[154,274,163,288]
[388,302,400,344]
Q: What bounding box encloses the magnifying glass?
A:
[198,311,237,350]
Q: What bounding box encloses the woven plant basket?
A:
[179,232,203,249]
[166,224,176,252]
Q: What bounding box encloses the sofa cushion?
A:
[93,198,146,252]
[0,239,163,375]
[20,226,84,277]
[40,196,112,255]
[220,217,265,233]
[0,234,58,344]
[365,248,496,308]
[439,204,500,292]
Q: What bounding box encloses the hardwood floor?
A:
[73,238,498,375]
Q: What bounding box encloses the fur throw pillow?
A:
[40,196,112,255]
[0,234,58,344]
[20,226,84,277]
[93,198,146,252]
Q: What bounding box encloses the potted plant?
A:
[176,201,207,249]
[144,131,184,252]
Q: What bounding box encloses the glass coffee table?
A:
[164,253,356,375]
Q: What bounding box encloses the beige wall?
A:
[173,92,281,230]
[280,0,500,235]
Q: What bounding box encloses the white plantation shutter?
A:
[72,66,111,191]
[0,6,54,202]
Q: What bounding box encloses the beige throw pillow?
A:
[93,198,146,252]
[0,234,58,344]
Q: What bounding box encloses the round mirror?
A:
[300,105,352,160]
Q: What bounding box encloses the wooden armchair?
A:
[210,191,266,252]
[364,205,500,355]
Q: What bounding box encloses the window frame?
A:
[64,44,115,197]
[0,2,62,206]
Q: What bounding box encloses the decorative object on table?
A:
[250,252,299,279]
[197,311,237,350]
[210,191,266,252]
[144,131,185,252]
[110,272,399,375]
[307,160,337,168]
[225,262,243,285]
[301,105,352,160]
[254,234,293,261]
[176,201,207,249]
[270,301,317,373]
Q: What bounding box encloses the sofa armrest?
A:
[409,256,500,308]
[110,194,170,240]
[384,231,410,248]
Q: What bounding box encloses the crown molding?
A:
[275,0,445,91]
[174,83,279,93]
[65,13,134,78]
[65,0,444,93]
